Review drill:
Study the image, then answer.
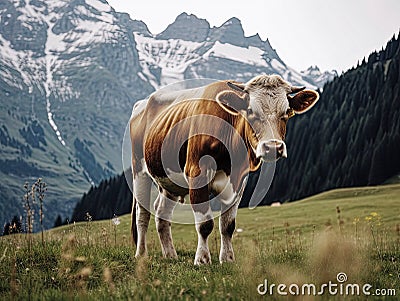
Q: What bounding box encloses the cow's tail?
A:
[131,194,138,246]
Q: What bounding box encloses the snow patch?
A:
[134,33,204,86]
[204,42,268,67]
[85,0,111,13]
[44,12,67,147]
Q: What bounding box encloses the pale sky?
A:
[107,0,400,73]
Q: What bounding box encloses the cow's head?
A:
[220,74,319,162]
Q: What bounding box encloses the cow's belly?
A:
[154,170,189,197]
[152,169,237,206]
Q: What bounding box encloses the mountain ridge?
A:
[131,11,332,88]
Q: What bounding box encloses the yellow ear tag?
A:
[288,108,295,119]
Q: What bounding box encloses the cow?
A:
[129,74,319,265]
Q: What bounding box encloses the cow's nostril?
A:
[256,140,287,160]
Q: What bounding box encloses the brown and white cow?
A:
[129,74,319,264]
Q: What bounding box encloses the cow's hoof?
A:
[135,249,147,258]
[194,252,211,265]
[219,250,235,263]
[164,250,178,259]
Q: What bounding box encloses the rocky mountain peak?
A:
[118,12,152,37]
[210,17,247,47]
[156,12,210,42]
[301,65,338,88]
[305,65,321,74]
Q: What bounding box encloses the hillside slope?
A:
[60,183,400,245]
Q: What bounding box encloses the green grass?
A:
[1,184,399,300]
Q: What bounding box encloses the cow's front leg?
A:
[219,201,239,263]
[154,191,178,258]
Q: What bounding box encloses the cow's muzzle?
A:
[256,139,287,162]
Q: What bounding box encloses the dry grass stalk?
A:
[103,267,115,293]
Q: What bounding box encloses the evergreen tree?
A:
[54,215,63,228]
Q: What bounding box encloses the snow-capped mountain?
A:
[301,65,338,88]
[133,13,319,88]
[0,0,333,228]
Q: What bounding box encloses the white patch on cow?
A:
[248,91,289,117]
[281,143,288,158]
[211,171,236,206]
[193,209,213,265]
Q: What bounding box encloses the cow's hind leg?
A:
[186,161,214,265]
[217,174,247,263]
[132,173,152,257]
[219,201,239,263]
[154,190,178,258]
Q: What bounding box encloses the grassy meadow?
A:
[0,184,399,300]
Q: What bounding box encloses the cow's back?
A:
[130,81,235,174]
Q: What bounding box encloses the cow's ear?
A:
[288,90,319,114]
[216,90,249,115]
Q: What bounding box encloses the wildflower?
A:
[112,215,120,246]
[365,212,381,225]
[112,215,120,226]
[85,212,92,222]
